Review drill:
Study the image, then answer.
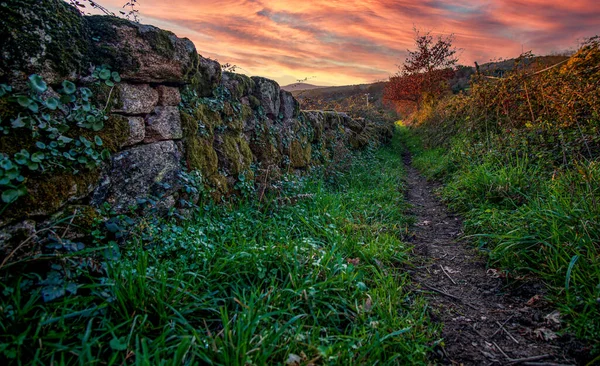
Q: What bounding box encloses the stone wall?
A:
[0,0,393,244]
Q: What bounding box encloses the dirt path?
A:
[402,151,585,365]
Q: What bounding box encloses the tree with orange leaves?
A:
[385,29,458,108]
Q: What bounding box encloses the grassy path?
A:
[1,131,437,364]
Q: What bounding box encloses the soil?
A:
[402,151,592,365]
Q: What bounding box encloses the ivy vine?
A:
[0,68,121,204]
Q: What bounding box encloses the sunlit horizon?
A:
[85,0,600,86]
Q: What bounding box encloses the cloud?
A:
[93,0,600,85]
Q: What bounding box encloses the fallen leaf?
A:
[286,353,302,365]
[364,296,373,312]
[544,310,561,325]
[526,294,541,306]
[534,327,558,341]
[486,269,501,278]
[443,266,460,274]
[346,257,360,265]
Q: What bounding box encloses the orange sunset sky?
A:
[90,0,599,86]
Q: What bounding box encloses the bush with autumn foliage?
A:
[384,30,458,112]
[401,36,600,354]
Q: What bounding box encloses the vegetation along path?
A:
[402,148,582,365]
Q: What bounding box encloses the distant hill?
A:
[291,82,387,100]
[293,81,399,123]
[293,81,390,116]
[281,83,327,92]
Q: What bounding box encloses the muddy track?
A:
[402,150,588,365]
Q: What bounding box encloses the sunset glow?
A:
[93,0,599,86]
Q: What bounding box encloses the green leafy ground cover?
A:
[1,131,437,364]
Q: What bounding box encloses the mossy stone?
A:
[220,133,253,175]
[223,72,256,99]
[6,169,100,220]
[0,0,90,86]
[181,106,221,188]
[76,114,130,153]
[248,95,261,109]
[288,137,312,168]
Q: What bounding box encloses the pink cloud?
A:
[87,0,600,85]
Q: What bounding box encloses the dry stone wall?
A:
[0,0,393,244]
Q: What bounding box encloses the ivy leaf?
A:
[0,159,14,170]
[99,69,111,81]
[14,150,29,165]
[58,136,73,144]
[2,189,21,203]
[79,136,92,148]
[105,221,122,233]
[36,141,46,149]
[29,74,47,93]
[17,96,31,108]
[61,80,77,95]
[11,115,25,128]
[80,87,93,101]
[41,285,65,302]
[104,80,115,87]
[27,101,39,113]
[31,152,45,163]
[0,84,12,97]
[94,136,103,146]
[27,162,39,171]
[111,72,121,82]
[5,168,20,180]
[92,121,104,131]
[101,149,110,160]
[45,97,59,110]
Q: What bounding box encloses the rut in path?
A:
[402,151,585,365]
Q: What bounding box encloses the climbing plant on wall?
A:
[0,67,121,204]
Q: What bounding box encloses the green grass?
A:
[0,131,437,364]
[399,125,600,351]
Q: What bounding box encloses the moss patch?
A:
[289,138,312,168]
[181,105,222,186]
[140,27,176,58]
[186,136,218,177]
[224,72,255,99]
[85,16,141,75]
[249,130,281,166]
[77,114,130,153]
[89,82,123,112]
[220,133,253,175]
[7,169,100,220]
[0,0,90,83]
[248,95,261,109]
